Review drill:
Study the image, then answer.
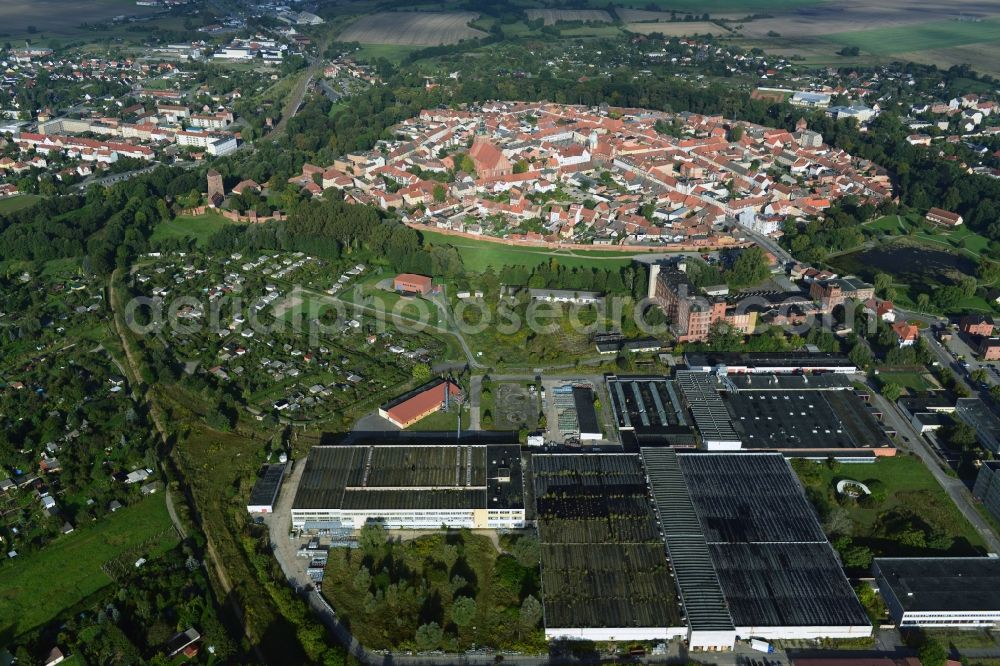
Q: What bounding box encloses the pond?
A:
[829,243,976,286]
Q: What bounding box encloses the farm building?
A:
[642,449,871,646]
[378,378,461,428]
[873,558,1000,628]
[392,273,434,295]
[290,444,524,530]
[532,454,687,642]
[247,463,287,514]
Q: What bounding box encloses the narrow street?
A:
[864,377,1000,553]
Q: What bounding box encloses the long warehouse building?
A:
[642,449,872,644]
[291,444,525,530]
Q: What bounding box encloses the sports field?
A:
[824,18,1000,56]
[0,494,178,637]
[150,212,230,247]
[418,230,639,272]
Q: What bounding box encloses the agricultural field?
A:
[0,0,159,37]
[602,0,821,10]
[625,21,730,35]
[731,0,1000,75]
[0,494,178,638]
[823,18,1000,56]
[525,9,612,25]
[337,12,487,46]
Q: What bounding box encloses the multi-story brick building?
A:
[809,277,875,311]
[653,266,754,342]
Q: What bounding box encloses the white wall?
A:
[545,626,687,642]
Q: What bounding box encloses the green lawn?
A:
[865,214,992,258]
[0,494,179,637]
[418,229,639,272]
[877,371,934,393]
[0,194,42,215]
[825,18,1000,56]
[149,212,231,248]
[406,405,463,431]
[793,455,987,559]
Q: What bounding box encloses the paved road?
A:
[863,376,1000,553]
[469,374,482,430]
[76,164,159,189]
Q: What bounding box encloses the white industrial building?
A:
[290,444,525,530]
[873,557,1000,628]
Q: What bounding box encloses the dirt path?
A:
[108,270,264,661]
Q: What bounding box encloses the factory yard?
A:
[336,12,487,46]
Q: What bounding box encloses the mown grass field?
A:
[150,212,231,248]
[0,494,178,637]
[877,370,936,393]
[0,194,42,215]
[417,230,639,272]
[824,18,1000,56]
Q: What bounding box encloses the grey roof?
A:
[678,453,827,543]
[248,463,286,509]
[684,351,856,371]
[724,389,887,451]
[572,386,601,436]
[292,445,523,512]
[675,453,870,631]
[874,557,1000,612]
[532,453,683,629]
[711,543,872,627]
[606,375,690,434]
[641,448,734,632]
[676,370,740,445]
